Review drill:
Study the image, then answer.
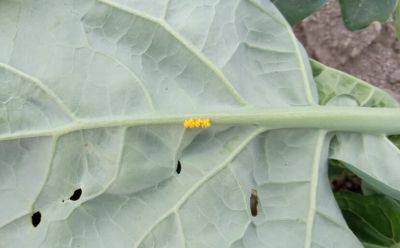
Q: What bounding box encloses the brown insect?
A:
[250,189,259,217]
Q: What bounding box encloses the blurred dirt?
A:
[331,172,362,193]
[294,0,400,101]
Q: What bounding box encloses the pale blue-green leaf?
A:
[330,133,400,200]
[311,59,399,108]
[312,61,400,201]
[0,0,394,248]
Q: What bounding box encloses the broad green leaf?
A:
[311,59,399,108]
[271,0,327,25]
[312,61,400,246]
[336,191,400,247]
[389,135,400,149]
[311,60,400,200]
[395,3,400,40]
[0,1,400,248]
[273,0,397,31]
[339,0,398,30]
[328,159,348,180]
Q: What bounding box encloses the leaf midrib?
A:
[2,106,400,141]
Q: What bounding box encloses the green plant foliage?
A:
[389,135,400,148]
[339,0,398,30]
[313,60,400,247]
[271,0,327,25]
[329,159,349,179]
[336,191,400,247]
[312,60,400,200]
[311,59,399,108]
[273,0,398,32]
[1,1,400,248]
[395,4,400,40]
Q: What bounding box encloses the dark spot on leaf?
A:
[31,211,41,227]
[69,188,82,201]
[250,189,258,217]
[176,161,182,174]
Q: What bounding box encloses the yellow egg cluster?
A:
[183,118,212,128]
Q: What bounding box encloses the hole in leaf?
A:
[176,161,182,174]
[250,189,258,217]
[31,211,41,227]
[69,188,82,201]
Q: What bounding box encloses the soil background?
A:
[294,0,400,101]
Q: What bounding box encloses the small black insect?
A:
[31,211,41,227]
[70,188,82,201]
[250,189,259,217]
[176,160,182,174]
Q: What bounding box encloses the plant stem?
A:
[212,106,400,134]
[2,106,400,141]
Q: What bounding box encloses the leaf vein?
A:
[97,0,248,106]
[0,63,78,121]
[134,127,265,247]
